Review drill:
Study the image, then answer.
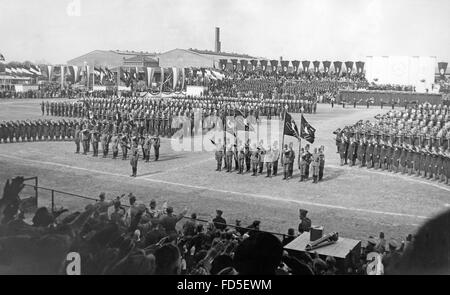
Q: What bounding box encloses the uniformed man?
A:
[152,132,160,161]
[91,129,100,157]
[111,132,119,159]
[130,139,139,177]
[120,133,129,160]
[304,144,312,179]
[244,142,251,172]
[272,142,280,176]
[282,144,291,180]
[250,145,260,176]
[74,124,81,154]
[143,135,152,162]
[81,126,90,155]
[264,145,273,177]
[288,142,295,178]
[237,146,245,174]
[311,148,320,183]
[318,145,325,181]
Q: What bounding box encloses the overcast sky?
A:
[1,0,449,64]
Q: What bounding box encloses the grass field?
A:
[1,98,449,243]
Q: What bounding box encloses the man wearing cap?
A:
[298,209,311,234]
[251,145,260,176]
[130,140,139,177]
[94,192,115,221]
[158,206,188,236]
[212,210,227,231]
[238,147,245,174]
[152,132,161,161]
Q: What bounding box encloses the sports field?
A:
[1,99,449,243]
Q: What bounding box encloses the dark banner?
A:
[270,60,278,73]
[355,61,365,75]
[291,60,300,73]
[230,59,238,71]
[333,61,342,75]
[219,59,228,71]
[281,60,289,73]
[323,61,331,74]
[438,62,448,78]
[313,61,320,73]
[345,61,354,74]
[250,59,258,71]
[260,60,268,72]
[301,61,310,72]
[240,60,248,72]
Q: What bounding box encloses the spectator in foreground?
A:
[233,232,283,275]
[212,210,227,231]
[389,209,450,274]
[159,206,188,236]
[154,244,182,275]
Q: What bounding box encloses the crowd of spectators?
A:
[1,176,448,275]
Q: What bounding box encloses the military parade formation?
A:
[335,103,450,184]
[213,139,325,183]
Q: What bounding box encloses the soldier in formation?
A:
[335,103,450,185]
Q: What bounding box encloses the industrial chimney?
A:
[215,27,221,53]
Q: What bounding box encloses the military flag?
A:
[283,112,300,139]
[234,109,255,132]
[300,115,316,143]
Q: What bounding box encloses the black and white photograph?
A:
[1,0,450,280]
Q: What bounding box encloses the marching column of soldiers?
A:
[213,138,325,183]
[334,103,450,185]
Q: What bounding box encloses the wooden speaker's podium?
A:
[284,232,361,272]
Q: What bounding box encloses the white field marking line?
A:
[327,164,450,193]
[0,154,431,220]
[0,154,428,219]
[137,157,212,178]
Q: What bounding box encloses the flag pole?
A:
[299,107,303,159]
[223,108,227,169]
[281,110,286,164]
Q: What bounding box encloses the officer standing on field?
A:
[130,138,139,177]
[153,132,160,161]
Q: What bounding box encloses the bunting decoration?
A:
[260,60,268,72]
[438,62,448,79]
[302,61,310,72]
[219,59,228,71]
[230,59,238,71]
[322,61,331,74]
[333,61,342,75]
[250,60,258,71]
[291,60,300,73]
[313,61,320,73]
[270,60,278,73]
[281,60,289,73]
[345,61,354,74]
[355,61,365,75]
[240,60,248,72]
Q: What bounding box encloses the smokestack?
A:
[215,27,221,53]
